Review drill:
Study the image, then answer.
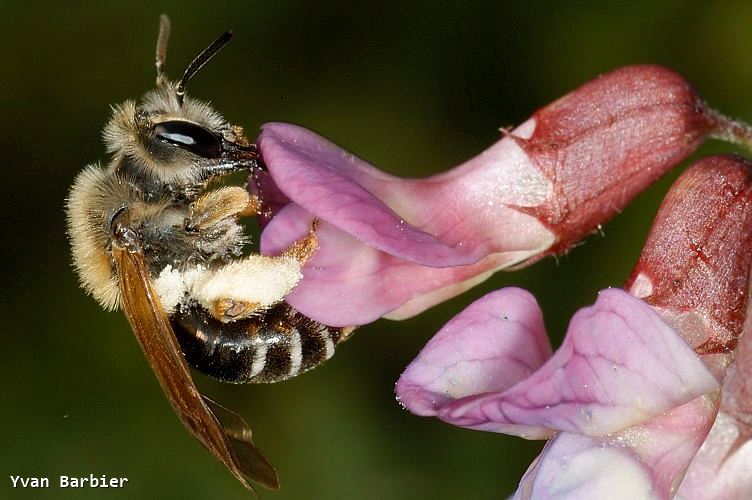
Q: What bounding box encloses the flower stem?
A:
[706,105,752,153]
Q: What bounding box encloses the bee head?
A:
[102,16,255,187]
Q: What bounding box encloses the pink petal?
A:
[395,288,552,420]
[430,289,719,436]
[515,433,656,500]
[676,413,752,500]
[257,121,552,268]
[514,394,718,500]
[261,204,548,326]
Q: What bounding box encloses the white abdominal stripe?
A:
[288,329,303,377]
[154,255,305,317]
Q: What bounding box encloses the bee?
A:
[66,15,352,493]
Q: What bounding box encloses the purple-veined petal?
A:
[395,288,552,421]
[403,288,718,437]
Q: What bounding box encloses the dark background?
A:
[2,1,751,499]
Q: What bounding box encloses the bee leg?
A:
[184,186,261,232]
[236,195,263,217]
[210,297,261,323]
[194,221,320,323]
[192,253,308,323]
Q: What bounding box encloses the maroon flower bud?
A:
[626,155,752,356]
[518,65,712,255]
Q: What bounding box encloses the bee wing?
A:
[112,244,279,492]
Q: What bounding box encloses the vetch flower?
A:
[395,155,752,499]
[254,65,750,327]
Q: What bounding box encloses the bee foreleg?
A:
[184,186,261,232]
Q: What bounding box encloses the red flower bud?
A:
[626,155,752,355]
[518,65,712,254]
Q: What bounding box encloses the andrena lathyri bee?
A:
[66,15,352,493]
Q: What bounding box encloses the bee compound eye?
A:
[153,120,222,158]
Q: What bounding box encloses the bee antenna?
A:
[155,14,171,85]
[176,30,234,106]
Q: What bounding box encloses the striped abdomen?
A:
[171,303,344,383]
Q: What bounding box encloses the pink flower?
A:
[254,65,716,326]
[395,156,752,499]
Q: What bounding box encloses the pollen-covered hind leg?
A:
[191,218,321,323]
[185,186,261,232]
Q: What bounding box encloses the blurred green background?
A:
[2,1,751,498]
